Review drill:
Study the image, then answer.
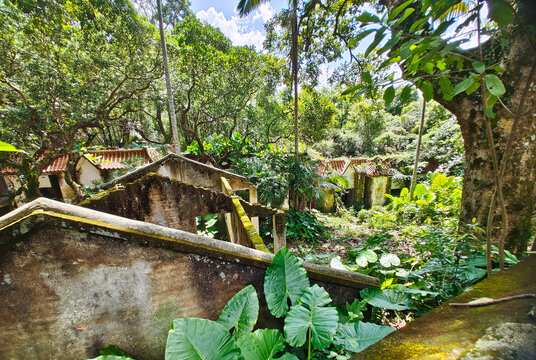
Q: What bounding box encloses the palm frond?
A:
[236,0,271,17]
[439,2,471,22]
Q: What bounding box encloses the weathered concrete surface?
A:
[101,153,252,191]
[352,255,536,360]
[0,198,378,360]
[80,173,277,233]
[365,176,391,207]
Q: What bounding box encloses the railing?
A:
[221,177,286,253]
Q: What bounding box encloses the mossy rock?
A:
[352,255,536,359]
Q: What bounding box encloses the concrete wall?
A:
[0,199,378,360]
[366,176,391,207]
[80,174,277,236]
[103,154,253,192]
[76,157,102,188]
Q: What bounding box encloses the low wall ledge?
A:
[0,198,379,289]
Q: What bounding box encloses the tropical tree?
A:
[237,0,301,156]
[0,0,159,201]
[169,16,284,163]
[302,0,536,256]
[298,88,337,144]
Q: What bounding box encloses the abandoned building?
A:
[0,198,378,359]
[318,158,395,210]
[0,148,156,212]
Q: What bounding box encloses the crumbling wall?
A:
[0,201,378,359]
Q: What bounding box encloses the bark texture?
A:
[440,30,536,253]
[382,0,536,253]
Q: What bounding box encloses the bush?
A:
[286,210,326,242]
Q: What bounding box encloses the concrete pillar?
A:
[273,211,286,253]
[249,185,259,232]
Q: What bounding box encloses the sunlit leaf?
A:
[379,253,401,268]
[484,74,506,96]
[217,285,259,339]
[284,285,338,350]
[383,86,396,107]
[334,321,395,353]
[236,329,285,360]
[360,288,411,310]
[165,318,241,360]
[264,248,310,318]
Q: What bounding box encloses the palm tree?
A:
[237,0,299,156]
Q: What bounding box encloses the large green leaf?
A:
[236,329,285,360]
[360,288,412,311]
[264,248,310,318]
[0,141,23,152]
[487,0,514,27]
[276,354,299,360]
[420,80,434,101]
[453,77,475,96]
[355,249,378,267]
[217,285,259,339]
[284,285,339,350]
[383,86,395,107]
[334,321,395,353]
[165,318,242,360]
[379,253,400,268]
[484,74,506,96]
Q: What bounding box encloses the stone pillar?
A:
[273,211,286,253]
[249,185,259,232]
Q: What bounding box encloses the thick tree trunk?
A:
[439,32,536,253]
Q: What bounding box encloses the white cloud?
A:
[196,7,272,51]
[252,3,274,23]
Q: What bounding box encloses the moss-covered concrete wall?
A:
[0,199,378,360]
[80,174,276,234]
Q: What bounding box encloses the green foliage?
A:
[0,141,22,152]
[264,248,310,318]
[334,321,395,353]
[217,285,259,339]
[298,88,337,144]
[88,344,134,360]
[360,288,411,311]
[165,318,242,360]
[236,329,286,360]
[284,285,339,350]
[196,214,220,238]
[155,248,397,360]
[286,211,326,242]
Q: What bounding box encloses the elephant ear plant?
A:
[163,248,396,360]
[90,248,398,360]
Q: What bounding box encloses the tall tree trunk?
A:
[291,3,299,156]
[438,31,536,253]
[157,0,180,152]
[409,98,426,198]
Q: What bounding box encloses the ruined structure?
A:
[318,158,394,210]
[95,153,286,253]
[0,148,156,206]
[80,173,282,252]
[0,198,379,359]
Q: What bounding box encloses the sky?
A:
[191,1,287,51]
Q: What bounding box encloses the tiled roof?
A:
[327,160,347,174]
[1,148,155,175]
[42,154,69,174]
[87,148,153,170]
[352,159,393,177]
[316,159,352,176]
[349,158,367,167]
